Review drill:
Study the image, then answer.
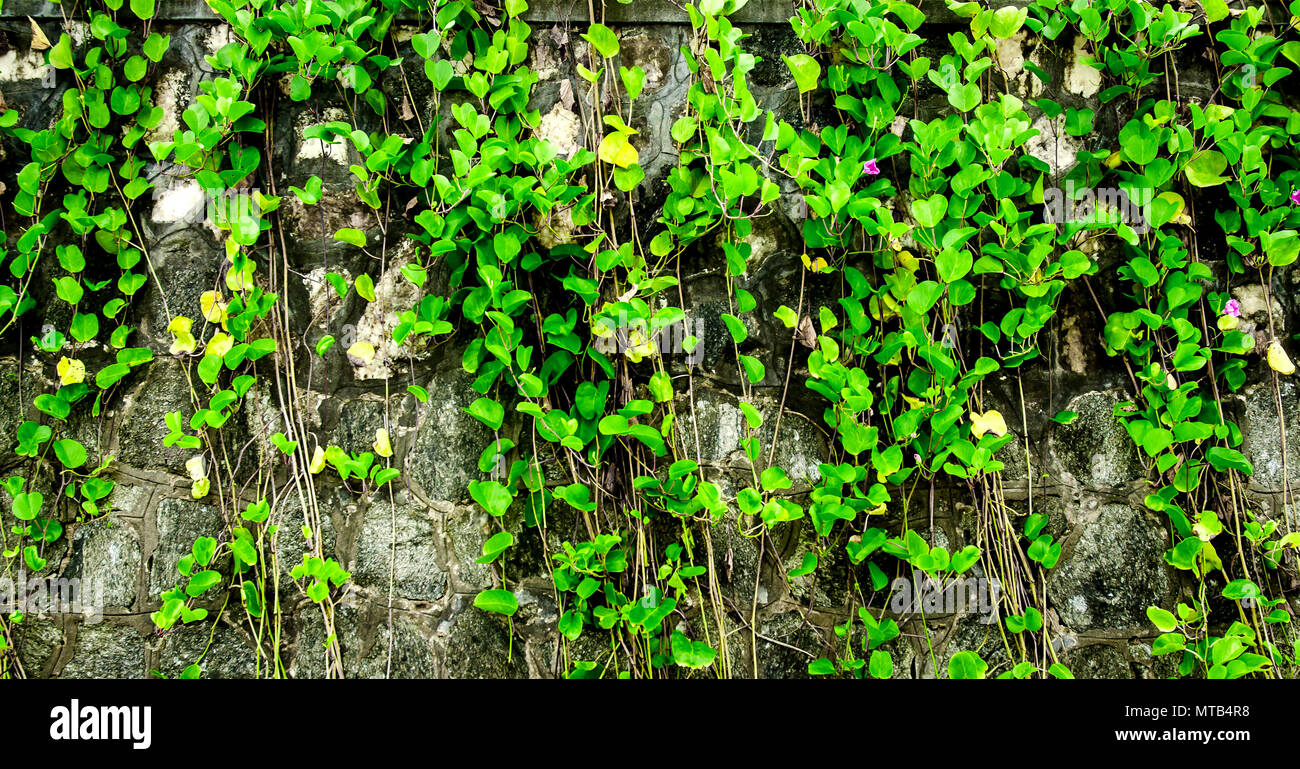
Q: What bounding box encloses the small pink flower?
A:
[1224,299,1241,318]
[1291,189,1300,205]
[863,159,880,176]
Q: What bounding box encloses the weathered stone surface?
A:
[0,360,25,468]
[1051,391,1142,487]
[59,623,146,679]
[754,612,820,679]
[14,618,62,677]
[406,368,492,503]
[443,505,494,591]
[353,615,439,679]
[69,517,142,609]
[1048,504,1173,632]
[118,359,206,476]
[1241,381,1300,490]
[156,622,259,679]
[927,612,1011,679]
[351,501,446,602]
[149,498,224,596]
[442,604,527,679]
[1066,643,1136,679]
[676,386,827,485]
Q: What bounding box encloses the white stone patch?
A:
[305,265,353,322]
[535,103,583,160]
[0,48,52,82]
[621,35,668,92]
[67,21,90,46]
[297,107,351,164]
[1068,595,1089,625]
[1233,284,1278,320]
[994,32,1026,78]
[1064,35,1101,97]
[1023,114,1083,177]
[350,244,424,380]
[742,221,781,265]
[148,69,188,142]
[151,176,207,223]
[205,24,234,54]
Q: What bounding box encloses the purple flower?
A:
[863,158,880,176]
[1224,299,1241,318]
[1291,189,1300,205]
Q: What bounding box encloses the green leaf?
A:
[1051,410,1078,425]
[130,0,156,19]
[469,480,513,517]
[947,82,982,112]
[1206,446,1253,476]
[144,33,170,62]
[869,650,893,679]
[947,650,988,679]
[670,630,717,669]
[808,658,836,675]
[50,35,74,70]
[721,314,747,343]
[474,589,518,616]
[583,24,620,58]
[936,248,973,283]
[739,355,765,383]
[12,492,44,521]
[477,531,515,564]
[910,194,948,228]
[466,398,505,430]
[1147,606,1178,632]
[782,54,822,94]
[54,439,88,469]
[1184,150,1229,187]
[355,274,376,302]
[185,569,222,597]
[334,228,367,247]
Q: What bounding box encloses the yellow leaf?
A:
[598,132,639,168]
[1104,151,1122,169]
[168,316,196,355]
[309,445,326,474]
[57,356,85,385]
[206,332,234,358]
[971,409,1008,438]
[191,478,211,500]
[373,428,393,458]
[1268,340,1295,375]
[226,261,255,292]
[200,291,228,324]
[167,316,192,335]
[347,341,376,362]
[186,455,207,481]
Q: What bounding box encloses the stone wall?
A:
[0,0,1295,679]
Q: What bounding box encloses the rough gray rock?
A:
[351,501,446,602]
[1048,504,1173,632]
[59,623,146,679]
